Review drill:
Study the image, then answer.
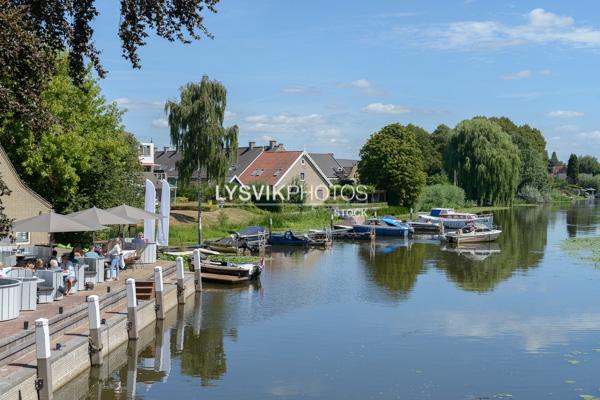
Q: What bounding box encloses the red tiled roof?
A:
[238,151,303,186]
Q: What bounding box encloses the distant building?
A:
[231,151,332,204]
[548,165,567,180]
[0,145,52,245]
[309,153,359,183]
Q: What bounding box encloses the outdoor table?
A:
[17,276,43,311]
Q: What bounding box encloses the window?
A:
[301,158,306,165]
[273,168,282,176]
[300,172,305,181]
[15,232,29,245]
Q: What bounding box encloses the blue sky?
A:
[92,0,600,160]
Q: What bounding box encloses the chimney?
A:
[163,146,169,152]
[269,140,277,149]
[248,141,255,149]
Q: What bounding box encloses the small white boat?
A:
[418,208,493,229]
[445,225,502,244]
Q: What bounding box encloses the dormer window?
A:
[273,168,282,176]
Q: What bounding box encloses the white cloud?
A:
[547,110,584,118]
[579,130,600,139]
[151,118,168,128]
[539,69,553,76]
[553,124,578,133]
[282,85,320,95]
[114,98,164,110]
[243,113,324,133]
[363,103,411,115]
[345,79,383,96]
[397,8,600,50]
[501,70,531,80]
[224,111,237,121]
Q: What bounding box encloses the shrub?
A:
[217,209,229,227]
[416,184,465,211]
[518,184,544,204]
[577,174,600,191]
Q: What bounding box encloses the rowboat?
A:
[444,225,502,244]
[418,208,493,229]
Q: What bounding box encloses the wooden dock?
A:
[201,272,251,284]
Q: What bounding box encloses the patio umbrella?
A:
[12,212,107,233]
[68,206,138,226]
[105,205,159,221]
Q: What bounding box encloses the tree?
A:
[0,173,13,240]
[358,124,426,206]
[8,0,220,84]
[406,124,442,178]
[578,155,600,175]
[0,56,143,213]
[487,117,548,190]
[549,151,561,167]
[166,75,238,244]
[567,154,579,184]
[445,118,521,205]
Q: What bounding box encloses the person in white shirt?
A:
[107,238,123,281]
[59,255,76,295]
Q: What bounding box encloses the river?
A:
[60,201,600,399]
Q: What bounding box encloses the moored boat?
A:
[444,224,502,244]
[352,215,413,237]
[268,230,331,247]
[418,208,493,229]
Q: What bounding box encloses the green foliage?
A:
[0,173,13,240]
[0,56,143,213]
[165,75,238,244]
[549,151,561,166]
[517,184,544,204]
[207,255,260,264]
[578,155,600,175]
[407,124,444,177]
[416,184,465,211]
[577,174,600,191]
[567,154,579,183]
[217,209,229,227]
[487,117,548,190]
[445,118,521,205]
[358,123,426,207]
[7,0,219,84]
[426,172,449,185]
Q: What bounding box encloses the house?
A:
[143,140,286,185]
[548,165,567,180]
[231,151,332,204]
[335,158,359,183]
[0,145,52,245]
[309,153,360,183]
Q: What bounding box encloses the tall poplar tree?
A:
[165,75,238,245]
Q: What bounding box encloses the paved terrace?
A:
[0,261,174,367]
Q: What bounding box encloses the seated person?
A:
[49,259,59,269]
[59,255,76,295]
[34,259,45,270]
[47,250,58,268]
[132,232,145,245]
[69,244,84,263]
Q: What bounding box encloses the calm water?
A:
[60,201,600,400]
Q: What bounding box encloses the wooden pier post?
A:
[193,249,202,292]
[126,279,139,340]
[154,267,165,320]
[35,318,53,400]
[87,295,103,366]
[176,257,186,304]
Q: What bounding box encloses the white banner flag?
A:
[157,180,171,246]
[144,179,156,242]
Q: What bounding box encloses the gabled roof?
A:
[309,153,342,179]
[336,158,358,168]
[239,151,303,186]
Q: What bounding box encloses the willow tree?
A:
[165,75,238,244]
[445,118,521,205]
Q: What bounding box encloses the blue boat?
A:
[268,230,331,247]
[268,230,311,246]
[352,216,413,237]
